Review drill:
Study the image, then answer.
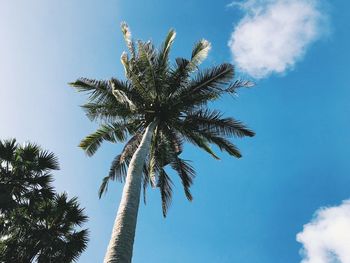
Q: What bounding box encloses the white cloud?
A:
[228,0,328,79]
[296,200,350,263]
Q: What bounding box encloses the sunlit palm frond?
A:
[121,21,136,58]
[226,79,255,93]
[157,29,176,72]
[188,39,211,71]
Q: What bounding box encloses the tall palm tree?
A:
[71,22,254,263]
[0,139,89,262]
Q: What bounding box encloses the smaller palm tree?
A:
[2,193,89,262]
[0,139,89,263]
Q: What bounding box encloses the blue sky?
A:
[1,0,350,262]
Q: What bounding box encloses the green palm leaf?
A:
[157,169,173,217]
[79,122,130,156]
[185,109,255,138]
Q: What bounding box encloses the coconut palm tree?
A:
[0,139,89,262]
[70,22,254,263]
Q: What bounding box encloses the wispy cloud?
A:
[296,200,350,263]
[228,0,328,79]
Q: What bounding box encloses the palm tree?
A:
[0,139,89,262]
[1,193,89,263]
[71,22,254,263]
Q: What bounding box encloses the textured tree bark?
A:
[103,121,156,263]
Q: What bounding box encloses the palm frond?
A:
[158,29,176,70]
[185,109,255,138]
[0,139,17,162]
[17,142,41,164]
[167,40,211,97]
[98,176,110,199]
[110,78,148,109]
[148,126,159,187]
[108,154,128,183]
[179,128,220,160]
[226,79,255,93]
[120,51,153,104]
[64,229,89,262]
[80,102,134,122]
[142,164,150,205]
[121,22,136,58]
[69,78,115,104]
[157,169,173,217]
[188,39,211,71]
[137,41,159,97]
[197,131,242,158]
[98,154,128,198]
[170,157,195,201]
[162,127,183,155]
[37,150,60,171]
[172,64,235,108]
[98,134,141,198]
[189,63,234,94]
[111,80,137,112]
[121,51,131,77]
[166,58,191,96]
[79,122,129,156]
[119,133,142,162]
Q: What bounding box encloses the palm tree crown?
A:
[71,22,255,216]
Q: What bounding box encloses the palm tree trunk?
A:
[103,121,157,263]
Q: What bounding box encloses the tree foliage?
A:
[0,139,88,263]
